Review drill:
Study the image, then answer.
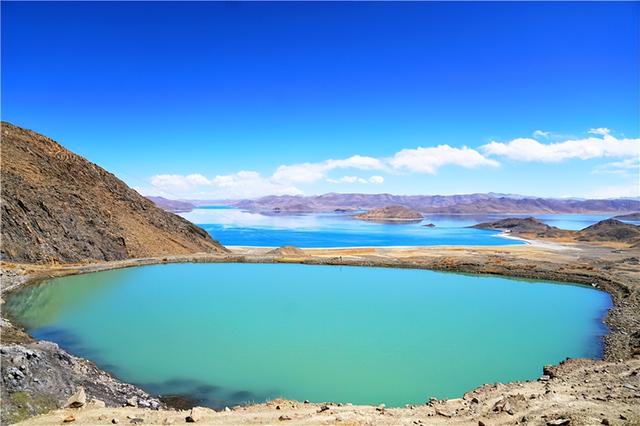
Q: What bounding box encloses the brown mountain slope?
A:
[576,219,640,245]
[1,122,226,264]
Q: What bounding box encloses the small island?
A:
[354,205,423,222]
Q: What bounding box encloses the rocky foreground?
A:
[12,358,640,425]
[2,239,640,425]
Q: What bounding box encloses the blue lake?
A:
[180,208,627,248]
[6,263,611,408]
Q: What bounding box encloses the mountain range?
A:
[161,193,640,214]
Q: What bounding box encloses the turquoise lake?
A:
[180,208,631,247]
[6,263,611,408]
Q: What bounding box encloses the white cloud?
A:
[326,176,366,184]
[326,175,385,184]
[533,130,550,139]
[589,184,640,199]
[592,158,640,177]
[481,131,639,162]
[390,145,499,174]
[272,155,384,184]
[148,171,302,199]
[143,127,638,199]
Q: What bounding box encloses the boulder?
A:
[65,387,86,408]
[185,407,208,423]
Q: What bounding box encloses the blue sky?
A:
[2,1,639,199]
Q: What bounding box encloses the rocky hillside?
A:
[1,122,226,264]
[473,217,640,245]
[354,205,423,221]
[577,219,640,245]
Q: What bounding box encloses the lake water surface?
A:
[180,208,629,247]
[7,263,611,408]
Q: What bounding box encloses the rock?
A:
[317,405,330,413]
[112,419,119,424]
[224,407,231,412]
[266,246,306,257]
[546,419,570,426]
[543,365,557,379]
[376,404,385,412]
[539,375,551,381]
[423,223,435,227]
[601,419,610,425]
[185,407,207,423]
[478,421,486,426]
[129,418,144,424]
[65,387,87,408]
[138,399,151,409]
[435,408,453,418]
[278,415,292,421]
[126,396,138,407]
[471,397,479,404]
[63,415,76,423]
[7,366,25,380]
[88,399,106,408]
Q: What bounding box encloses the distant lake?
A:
[179,207,627,247]
[6,263,611,408]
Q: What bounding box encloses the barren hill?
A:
[473,217,640,245]
[1,122,226,264]
[577,219,640,245]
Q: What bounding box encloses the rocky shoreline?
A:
[2,241,639,425]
